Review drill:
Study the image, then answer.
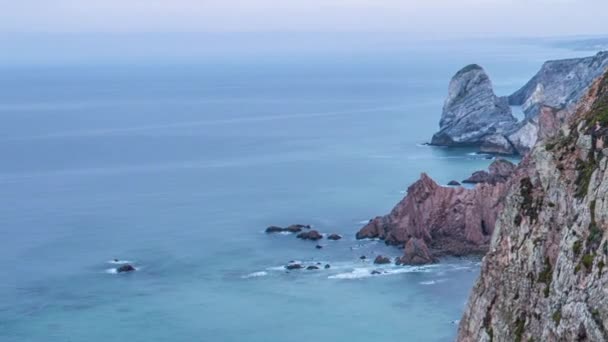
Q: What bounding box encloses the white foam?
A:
[104,266,139,274]
[242,271,268,279]
[328,265,437,279]
[108,259,132,264]
[419,278,447,285]
[358,220,371,224]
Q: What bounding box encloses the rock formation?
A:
[431,64,517,148]
[296,230,322,241]
[458,70,608,341]
[432,52,608,155]
[356,159,516,264]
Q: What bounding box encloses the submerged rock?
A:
[324,264,331,269]
[296,230,322,241]
[315,245,323,249]
[285,263,303,270]
[265,224,311,234]
[116,264,136,273]
[371,270,382,275]
[306,265,319,270]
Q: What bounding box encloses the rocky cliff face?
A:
[356,159,515,264]
[509,51,608,118]
[458,71,608,341]
[431,64,517,148]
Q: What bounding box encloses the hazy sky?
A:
[3,0,608,37]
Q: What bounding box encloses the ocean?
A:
[0,37,593,341]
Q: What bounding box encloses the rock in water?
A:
[306,265,319,270]
[296,230,322,241]
[458,70,608,341]
[116,264,136,273]
[431,64,517,149]
[285,263,303,270]
[447,180,461,186]
[373,255,391,265]
[398,238,436,265]
[327,234,342,240]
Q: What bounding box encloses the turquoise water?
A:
[0,40,590,341]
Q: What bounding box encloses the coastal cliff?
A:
[356,159,515,264]
[509,51,608,118]
[458,71,608,341]
[430,64,517,152]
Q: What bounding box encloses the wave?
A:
[419,278,447,285]
[328,264,437,280]
[241,271,268,279]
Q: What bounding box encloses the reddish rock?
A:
[357,171,510,263]
[296,230,322,241]
[398,238,436,265]
[373,255,391,265]
[463,159,516,185]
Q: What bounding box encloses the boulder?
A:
[296,230,322,241]
[116,264,136,273]
[285,263,303,270]
[327,234,342,240]
[373,255,391,265]
[447,180,461,186]
[398,238,436,265]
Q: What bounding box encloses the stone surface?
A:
[431,64,517,148]
[458,70,608,342]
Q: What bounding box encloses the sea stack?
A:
[431,64,517,152]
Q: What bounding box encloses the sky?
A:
[2,0,608,37]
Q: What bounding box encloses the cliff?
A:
[431,64,517,150]
[458,71,608,341]
[356,159,515,264]
[509,51,608,118]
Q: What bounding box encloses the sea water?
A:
[0,38,593,341]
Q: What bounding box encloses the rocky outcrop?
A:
[433,52,608,155]
[458,71,608,341]
[356,160,516,264]
[509,51,608,118]
[431,64,517,148]
[265,224,311,234]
